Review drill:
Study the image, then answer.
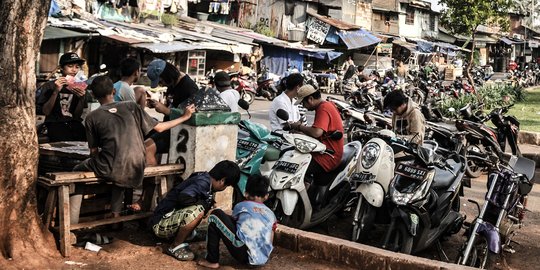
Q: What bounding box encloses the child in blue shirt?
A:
[197,175,277,268]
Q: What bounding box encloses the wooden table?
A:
[38,142,184,257]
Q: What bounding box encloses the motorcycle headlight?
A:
[361,142,380,169]
[391,180,430,206]
[294,138,318,153]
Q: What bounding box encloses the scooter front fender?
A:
[356,183,385,207]
[277,190,298,216]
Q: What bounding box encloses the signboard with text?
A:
[307,18,330,45]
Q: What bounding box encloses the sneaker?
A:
[166,244,195,261]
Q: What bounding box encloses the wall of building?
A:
[397,4,437,39]
[372,11,399,35]
[341,1,372,29]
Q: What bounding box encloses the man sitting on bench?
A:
[70,76,195,224]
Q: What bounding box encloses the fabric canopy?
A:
[337,29,381,49]
[298,49,342,62]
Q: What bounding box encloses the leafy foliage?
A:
[439,0,512,35]
[440,84,526,116]
[253,21,275,37]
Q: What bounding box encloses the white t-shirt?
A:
[219,88,240,112]
[269,92,300,131]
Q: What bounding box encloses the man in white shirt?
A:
[268,73,302,131]
[214,71,240,112]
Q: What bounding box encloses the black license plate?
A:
[351,172,375,183]
[273,161,299,173]
[395,163,428,180]
[238,139,258,151]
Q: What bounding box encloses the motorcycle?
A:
[233,100,285,204]
[267,109,362,229]
[256,67,279,101]
[350,129,397,243]
[230,72,257,105]
[456,104,521,178]
[457,156,536,268]
[381,139,467,255]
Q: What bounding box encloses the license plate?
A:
[351,172,375,183]
[238,139,258,151]
[395,163,428,180]
[273,161,299,173]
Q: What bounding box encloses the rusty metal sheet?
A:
[307,11,360,30]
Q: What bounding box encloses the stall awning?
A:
[298,48,342,62]
[43,26,95,40]
[131,41,196,53]
[500,37,525,45]
[337,29,381,50]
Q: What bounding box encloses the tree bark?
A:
[467,29,477,88]
[0,0,60,268]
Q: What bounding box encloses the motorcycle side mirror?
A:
[328,131,343,140]
[238,99,250,111]
[276,109,289,121]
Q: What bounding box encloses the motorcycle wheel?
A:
[385,221,413,254]
[465,153,483,178]
[456,238,493,269]
[351,195,376,243]
[266,91,276,101]
[241,91,255,105]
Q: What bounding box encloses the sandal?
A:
[74,233,114,247]
[166,243,195,261]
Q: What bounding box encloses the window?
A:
[186,50,206,79]
[405,8,415,25]
[430,14,436,31]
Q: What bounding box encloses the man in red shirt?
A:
[289,85,344,186]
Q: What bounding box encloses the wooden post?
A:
[58,185,70,257]
[43,188,57,228]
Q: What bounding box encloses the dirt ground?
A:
[57,221,354,270]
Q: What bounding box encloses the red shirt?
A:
[312,101,344,172]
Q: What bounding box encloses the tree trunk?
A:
[467,30,477,88]
[0,0,60,268]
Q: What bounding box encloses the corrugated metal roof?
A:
[307,11,360,31]
[131,41,196,53]
[43,26,95,40]
[337,29,381,49]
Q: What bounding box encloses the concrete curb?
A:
[519,131,540,145]
[275,226,474,270]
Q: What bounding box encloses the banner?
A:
[306,18,330,45]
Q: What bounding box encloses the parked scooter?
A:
[457,156,536,268]
[382,139,467,255]
[267,109,362,229]
[256,67,279,101]
[234,100,284,204]
[456,104,521,178]
[350,129,397,243]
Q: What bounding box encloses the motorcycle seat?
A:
[330,141,362,175]
[433,159,463,189]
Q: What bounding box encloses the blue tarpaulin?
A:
[325,28,341,45]
[260,45,304,77]
[298,49,342,62]
[337,29,381,49]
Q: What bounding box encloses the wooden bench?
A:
[38,164,184,257]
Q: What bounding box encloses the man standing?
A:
[114,58,146,108]
[268,73,302,131]
[145,58,199,166]
[289,85,344,186]
[383,90,425,145]
[214,71,240,112]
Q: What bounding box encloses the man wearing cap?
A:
[288,85,344,187]
[268,73,302,131]
[144,59,199,167]
[36,52,87,142]
[214,71,240,112]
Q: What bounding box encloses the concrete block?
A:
[297,230,342,264]
[340,242,387,269]
[274,226,300,252]
[169,123,238,210]
[518,131,540,145]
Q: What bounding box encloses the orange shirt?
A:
[312,101,344,172]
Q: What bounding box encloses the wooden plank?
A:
[70,212,153,230]
[158,175,168,200]
[43,189,57,228]
[58,185,70,257]
[45,164,184,182]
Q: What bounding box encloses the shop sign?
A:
[307,18,330,45]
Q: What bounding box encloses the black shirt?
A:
[36,81,84,123]
[84,101,157,188]
[169,74,199,109]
